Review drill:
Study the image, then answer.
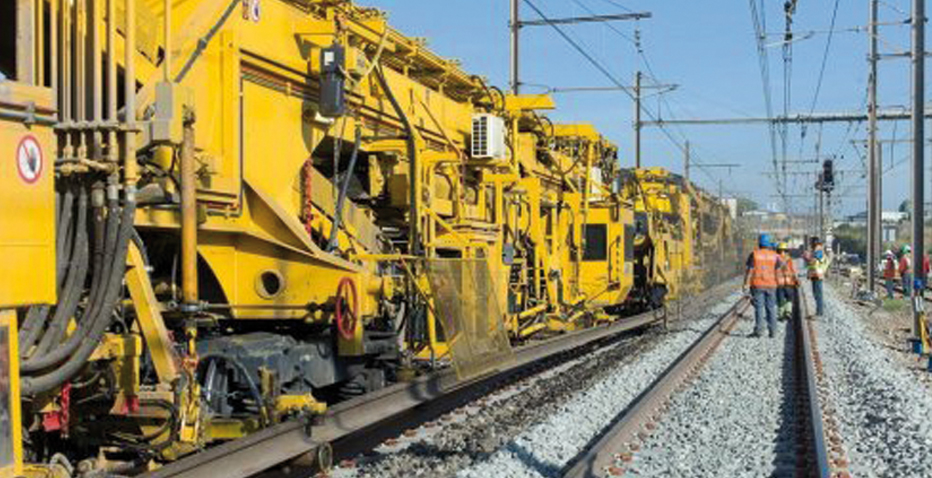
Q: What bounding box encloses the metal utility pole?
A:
[634,70,642,168]
[510,0,520,94]
[911,0,925,331]
[867,0,880,292]
[684,140,690,182]
[509,2,649,96]
[819,188,825,241]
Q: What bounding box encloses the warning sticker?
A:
[16,135,43,184]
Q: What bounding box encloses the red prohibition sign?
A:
[16,135,43,185]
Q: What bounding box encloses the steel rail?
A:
[146,308,669,478]
[797,290,832,478]
[562,296,752,478]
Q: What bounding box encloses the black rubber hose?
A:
[326,126,362,252]
[374,65,420,254]
[29,188,90,358]
[22,199,136,395]
[20,183,79,354]
[86,198,122,321]
[21,197,119,372]
[55,183,76,285]
[130,228,150,267]
[86,193,107,311]
[18,306,50,358]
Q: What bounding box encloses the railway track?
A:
[560,293,835,478]
[144,308,672,477]
[144,283,741,478]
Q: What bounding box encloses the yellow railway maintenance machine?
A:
[0,0,737,474]
[0,17,58,476]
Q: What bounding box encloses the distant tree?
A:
[833,223,867,259]
[899,199,912,218]
[736,197,759,215]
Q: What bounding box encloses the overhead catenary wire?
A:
[749,0,783,199]
[807,0,843,122]
[525,0,740,196]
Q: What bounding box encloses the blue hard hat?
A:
[759,233,772,248]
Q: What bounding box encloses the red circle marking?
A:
[16,135,43,185]
[335,277,359,341]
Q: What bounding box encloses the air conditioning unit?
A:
[471,114,507,159]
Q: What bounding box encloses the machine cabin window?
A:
[583,224,608,262]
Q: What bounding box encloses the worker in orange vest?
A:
[899,245,913,297]
[776,242,799,321]
[743,234,783,338]
[882,250,898,299]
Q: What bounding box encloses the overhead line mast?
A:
[868,0,881,293]
[508,0,650,94]
[910,0,925,336]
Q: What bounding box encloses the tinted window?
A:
[583,224,608,261]
[624,224,635,261]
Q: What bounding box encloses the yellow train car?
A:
[1,0,743,473]
[621,167,744,310]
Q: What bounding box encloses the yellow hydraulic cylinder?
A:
[180,120,198,308]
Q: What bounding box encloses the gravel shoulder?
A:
[828,276,932,390]
[810,281,932,478]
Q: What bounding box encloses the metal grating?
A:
[425,258,514,380]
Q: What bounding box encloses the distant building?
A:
[882,211,907,223]
[837,210,905,230]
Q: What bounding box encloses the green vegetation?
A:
[834,223,866,257]
[882,298,909,312]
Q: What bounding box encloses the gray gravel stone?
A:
[455,295,744,478]
[813,284,932,478]
[629,296,792,477]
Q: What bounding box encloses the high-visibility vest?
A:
[883,258,898,279]
[778,258,798,287]
[750,249,780,289]
[900,256,912,275]
[807,257,826,280]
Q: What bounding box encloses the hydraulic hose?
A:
[21,197,120,372]
[20,183,80,355]
[374,66,420,254]
[55,184,76,285]
[30,189,90,358]
[22,199,136,395]
[18,306,50,358]
[326,126,362,252]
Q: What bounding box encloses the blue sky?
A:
[366,0,925,217]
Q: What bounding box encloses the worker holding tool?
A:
[743,234,782,338]
[807,239,828,317]
[883,250,898,300]
[776,242,799,321]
